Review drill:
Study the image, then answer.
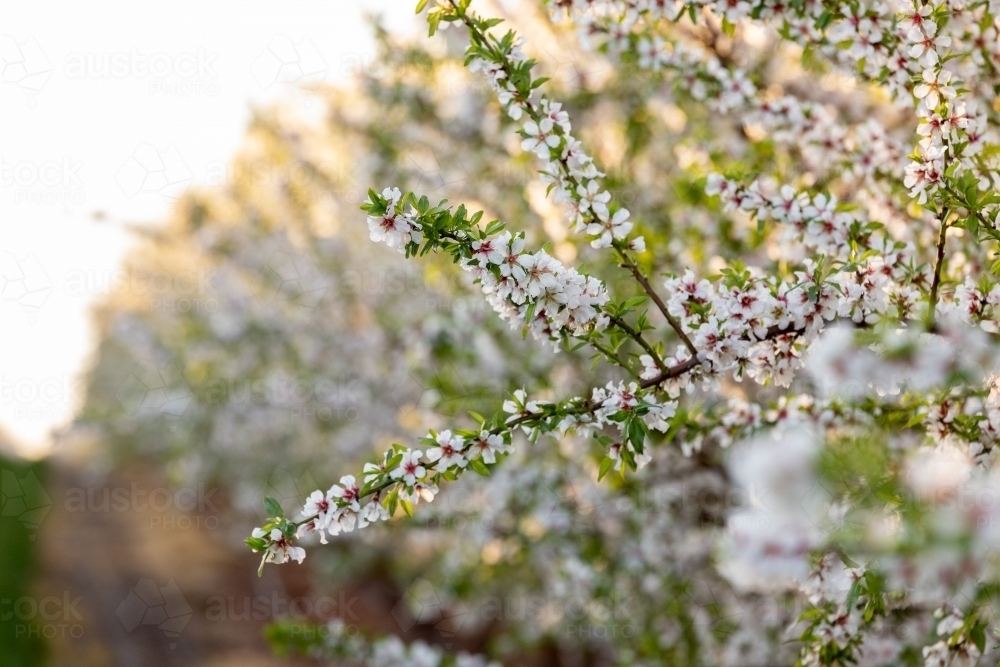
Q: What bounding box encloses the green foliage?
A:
[0,455,47,667]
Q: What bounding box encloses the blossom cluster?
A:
[541,0,1000,211]
[654,265,846,389]
[365,187,610,343]
[462,9,642,251]
[629,40,909,187]
[544,0,986,105]
[250,421,516,564]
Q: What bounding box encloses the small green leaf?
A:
[245,536,267,552]
[839,552,860,568]
[597,456,615,481]
[970,622,986,653]
[845,577,861,611]
[386,487,400,517]
[628,418,646,454]
[263,496,284,519]
[622,295,647,310]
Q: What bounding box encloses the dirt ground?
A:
[33,462,320,667]
[26,460,571,667]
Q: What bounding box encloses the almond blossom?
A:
[241,1,1000,664]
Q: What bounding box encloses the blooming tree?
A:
[64,0,1000,663]
[246,0,1000,663]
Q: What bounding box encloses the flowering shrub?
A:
[58,0,1000,663]
[241,0,1000,663]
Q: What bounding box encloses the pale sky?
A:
[0,0,413,456]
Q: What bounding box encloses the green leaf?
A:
[628,418,646,454]
[622,295,647,310]
[970,622,986,653]
[597,455,615,481]
[485,219,505,236]
[401,499,413,517]
[245,536,267,552]
[839,552,860,568]
[415,0,429,12]
[385,487,400,517]
[263,496,285,519]
[470,458,491,476]
[621,446,636,472]
[845,577,861,611]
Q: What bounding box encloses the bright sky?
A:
[0,0,413,456]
